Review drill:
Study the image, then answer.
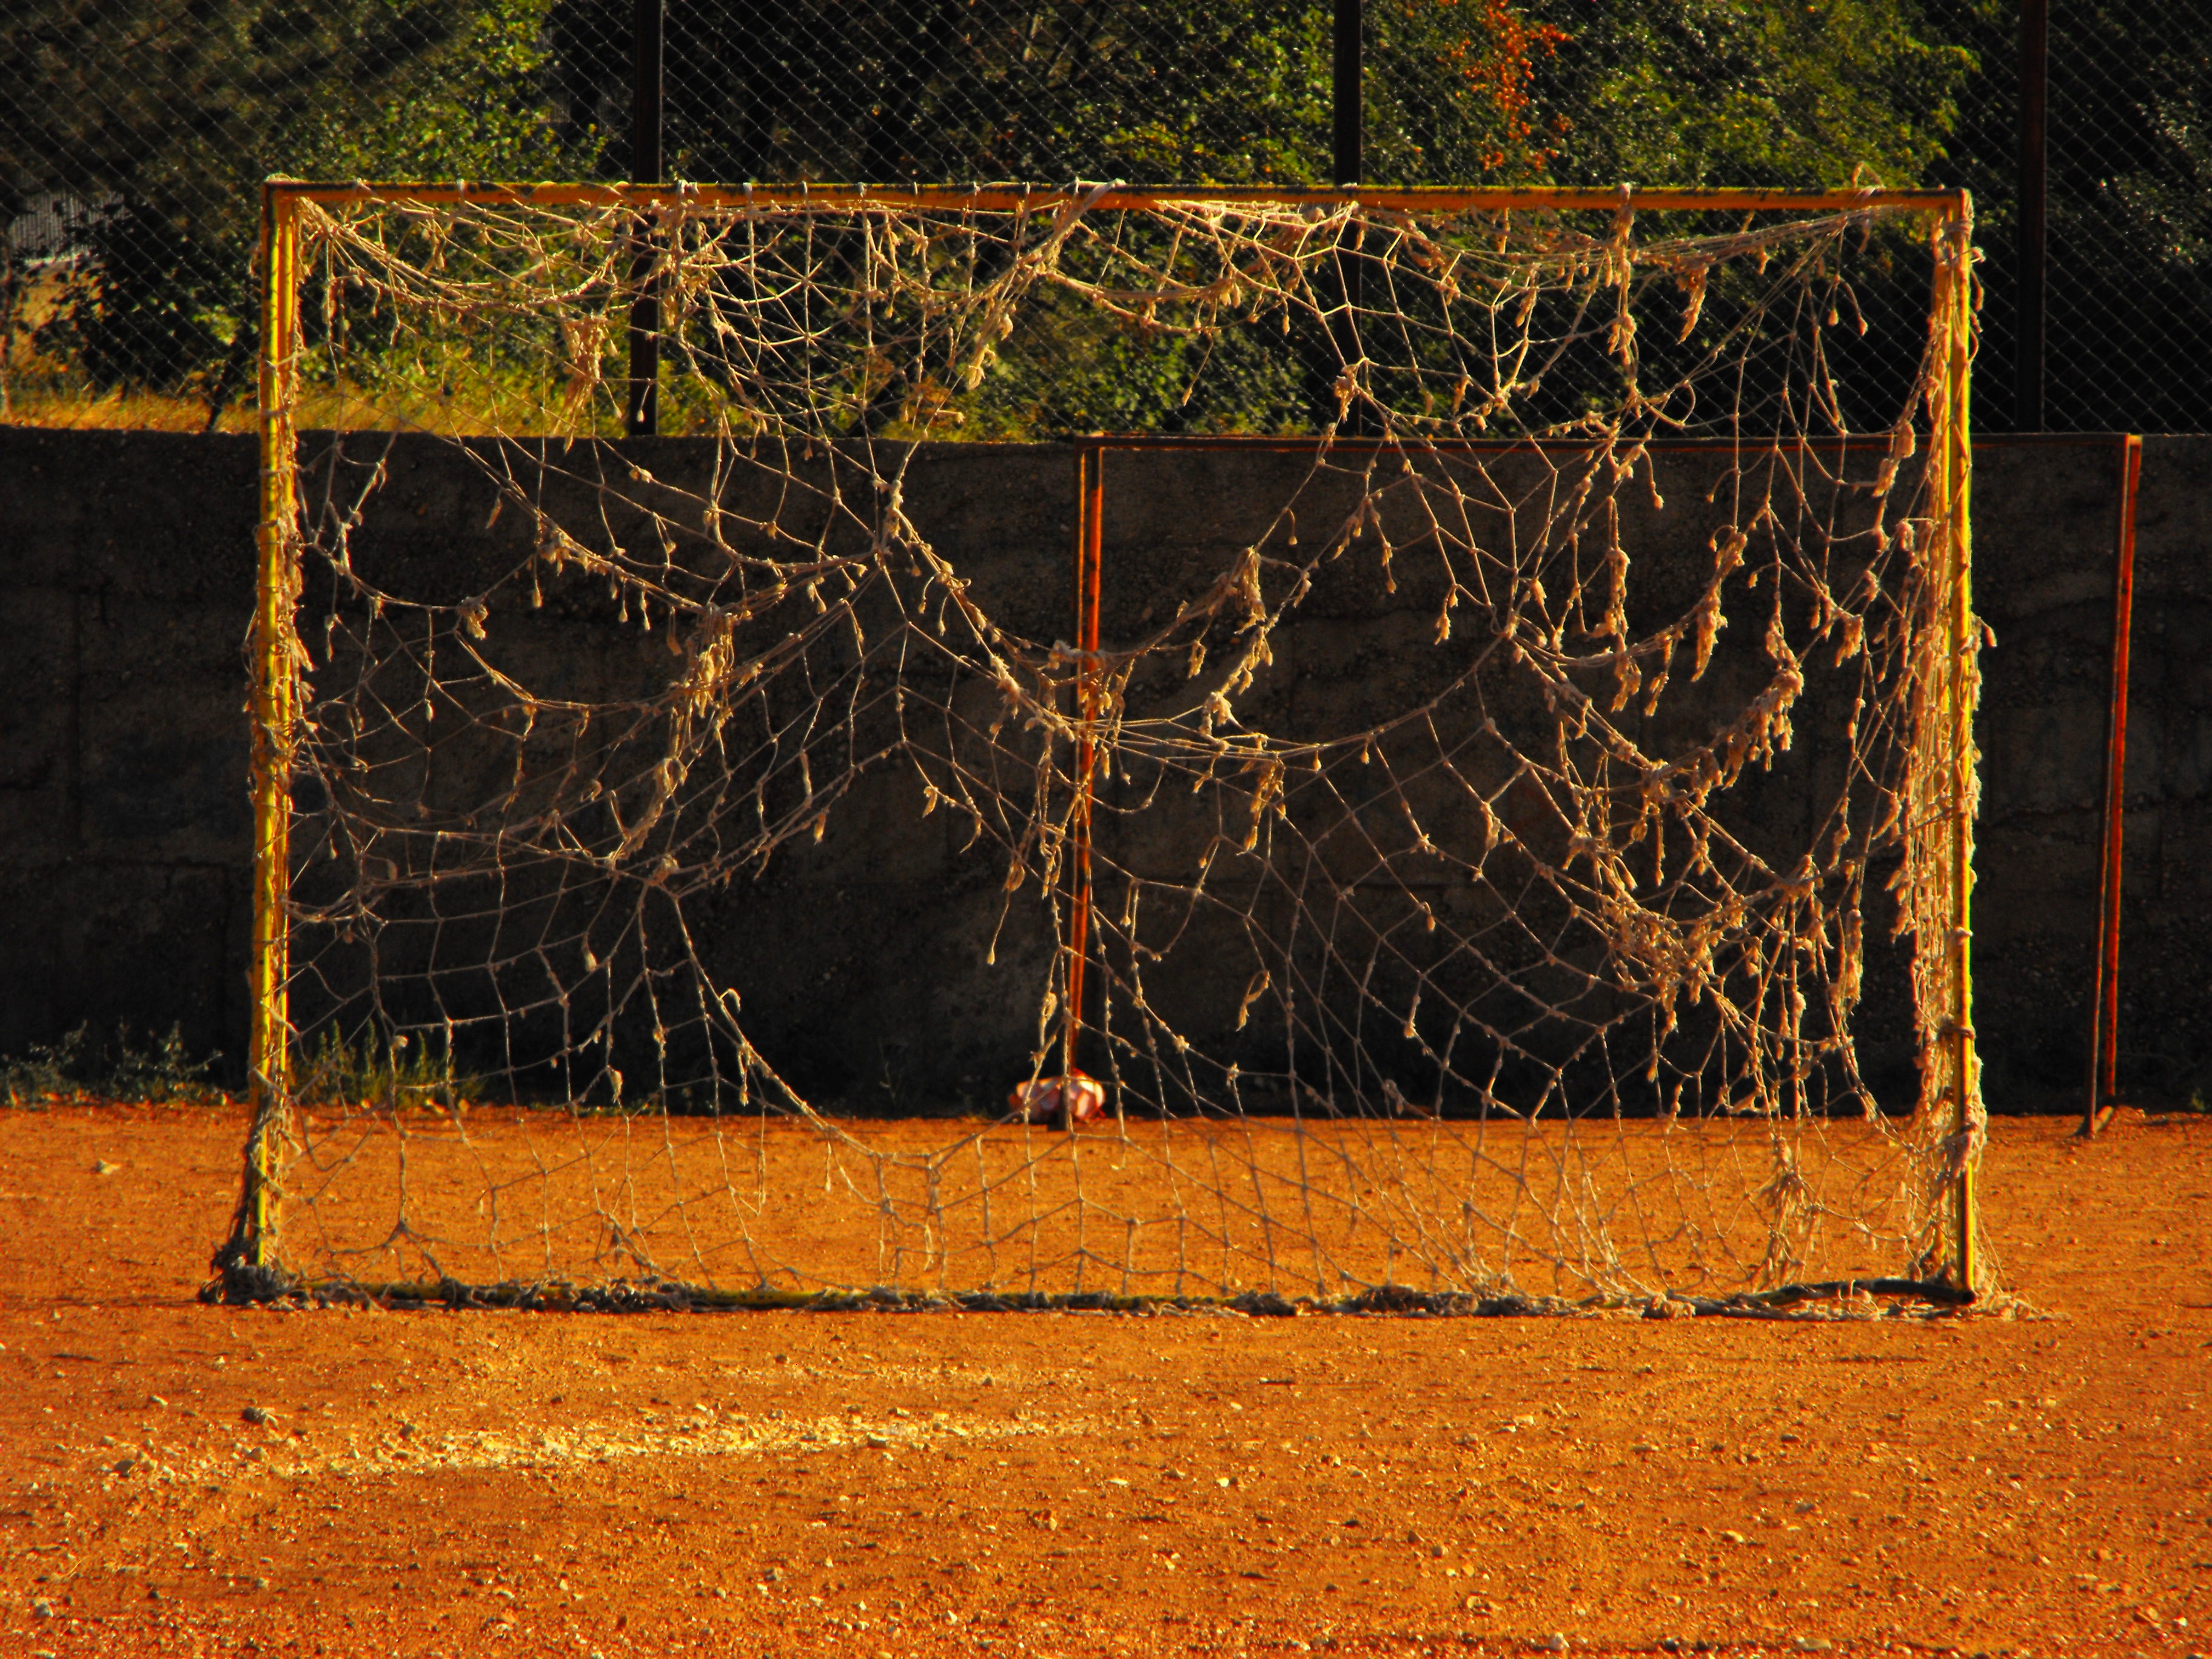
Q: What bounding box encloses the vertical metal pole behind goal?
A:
[2082,435,2144,1138]
[625,0,665,437]
[1062,446,1105,1088]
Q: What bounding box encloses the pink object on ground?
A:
[1007,1072,1108,1125]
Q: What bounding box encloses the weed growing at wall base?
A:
[0,1021,225,1107]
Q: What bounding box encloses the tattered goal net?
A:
[215,183,1985,1315]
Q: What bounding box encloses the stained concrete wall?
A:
[1,432,258,1072]
[1932,435,2212,1110]
[4,426,2207,1111]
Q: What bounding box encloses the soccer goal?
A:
[212,180,1983,1314]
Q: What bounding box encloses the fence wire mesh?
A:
[2,0,2205,433]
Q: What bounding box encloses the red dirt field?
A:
[1,1105,2208,1659]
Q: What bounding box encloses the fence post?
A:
[1333,0,1362,187]
[2017,0,2048,430]
[1333,0,1369,436]
[626,0,665,438]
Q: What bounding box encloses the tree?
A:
[1,0,584,406]
[26,0,2199,432]
[540,0,1577,188]
[1520,0,1977,189]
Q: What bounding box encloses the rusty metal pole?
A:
[1063,445,1105,1091]
[2082,434,2143,1138]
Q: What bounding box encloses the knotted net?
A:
[220,184,1985,1312]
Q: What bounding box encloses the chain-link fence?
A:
[4,0,2205,432]
[1921,0,2212,432]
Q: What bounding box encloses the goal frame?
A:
[233,179,1980,1298]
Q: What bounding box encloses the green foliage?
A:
[1521,0,1982,190]
[537,0,1337,186]
[957,0,1332,184]
[2,0,586,401]
[2033,0,2212,427]
[295,1028,476,1110]
[19,0,2202,429]
[957,286,1313,439]
[0,1022,223,1106]
[32,206,247,398]
[1367,0,1570,184]
[106,1024,226,1104]
[2071,24,2212,274]
[614,0,1986,439]
[0,1026,84,1106]
[1,0,578,230]
[538,0,1991,198]
[283,0,585,186]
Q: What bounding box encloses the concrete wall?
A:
[4,426,2208,1111]
[1940,436,2212,1110]
[1,432,258,1071]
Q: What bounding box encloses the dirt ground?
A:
[1,1107,2208,1658]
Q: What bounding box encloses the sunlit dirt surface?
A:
[2,1106,2208,1657]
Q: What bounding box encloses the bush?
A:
[0,1021,224,1107]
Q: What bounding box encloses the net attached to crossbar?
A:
[218,184,1985,1314]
